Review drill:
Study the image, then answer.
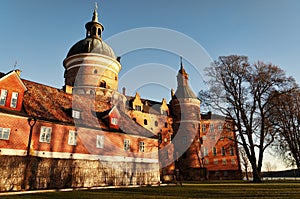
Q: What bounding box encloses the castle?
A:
[0,8,241,191]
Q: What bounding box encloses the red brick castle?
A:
[0,7,241,191]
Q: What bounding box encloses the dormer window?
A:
[10,92,18,108]
[72,110,81,119]
[0,89,8,106]
[111,117,118,125]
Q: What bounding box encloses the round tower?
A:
[63,6,121,95]
[170,57,201,179]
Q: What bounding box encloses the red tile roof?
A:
[0,71,154,138]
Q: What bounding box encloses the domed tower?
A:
[63,6,121,95]
[170,57,202,180]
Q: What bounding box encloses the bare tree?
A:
[268,87,300,171]
[239,146,250,180]
[264,161,277,172]
[201,55,295,182]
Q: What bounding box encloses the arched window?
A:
[92,26,97,36]
[100,81,106,88]
[144,119,148,125]
[94,69,98,74]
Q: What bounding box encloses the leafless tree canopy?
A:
[201,55,295,182]
[269,87,300,171]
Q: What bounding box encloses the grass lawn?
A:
[1,181,300,199]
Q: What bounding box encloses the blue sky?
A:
[1,0,300,103]
[1,0,297,170]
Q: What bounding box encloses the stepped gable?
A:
[126,95,164,115]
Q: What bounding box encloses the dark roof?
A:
[22,80,75,124]
[119,111,155,138]
[201,111,231,121]
[66,37,116,59]
[173,85,198,99]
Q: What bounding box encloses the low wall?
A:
[0,155,160,191]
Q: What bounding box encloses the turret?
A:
[63,5,121,95]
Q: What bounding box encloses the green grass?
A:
[1,181,300,199]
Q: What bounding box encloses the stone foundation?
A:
[0,156,160,191]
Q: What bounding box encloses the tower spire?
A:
[85,3,104,38]
[178,56,187,76]
[92,2,99,22]
[180,56,183,69]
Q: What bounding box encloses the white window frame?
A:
[0,89,8,106]
[231,158,236,165]
[222,158,227,165]
[203,147,208,156]
[210,123,214,132]
[0,128,11,140]
[202,124,206,133]
[218,123,223,131]
[96,135,104,148]
[124,139,130,151]
[68,130,77,146]
[204,158,209,165]
[213,158,218,165]
[39,126,52,143]
[111,117,118,125]
[72,110,81,119]
[10,92,18,108]
[139,141,145,152]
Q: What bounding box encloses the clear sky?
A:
[1,0,299,170]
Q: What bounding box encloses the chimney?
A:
[63,85,73,94]
[122,87,126,95]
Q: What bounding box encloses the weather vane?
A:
[95,2,98,11]
[13,61,17,70]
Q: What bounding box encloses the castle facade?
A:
[0,8,241,191]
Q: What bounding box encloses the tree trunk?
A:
[252,167,262,182]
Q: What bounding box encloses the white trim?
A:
[0,71,27,91]
[0,112,28,119]
[64,53,121,74]
[67,63,118,75]
[0,148,158,163]
[175,120,200,123]
[0,148,27,156]
[33,151,158,163]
